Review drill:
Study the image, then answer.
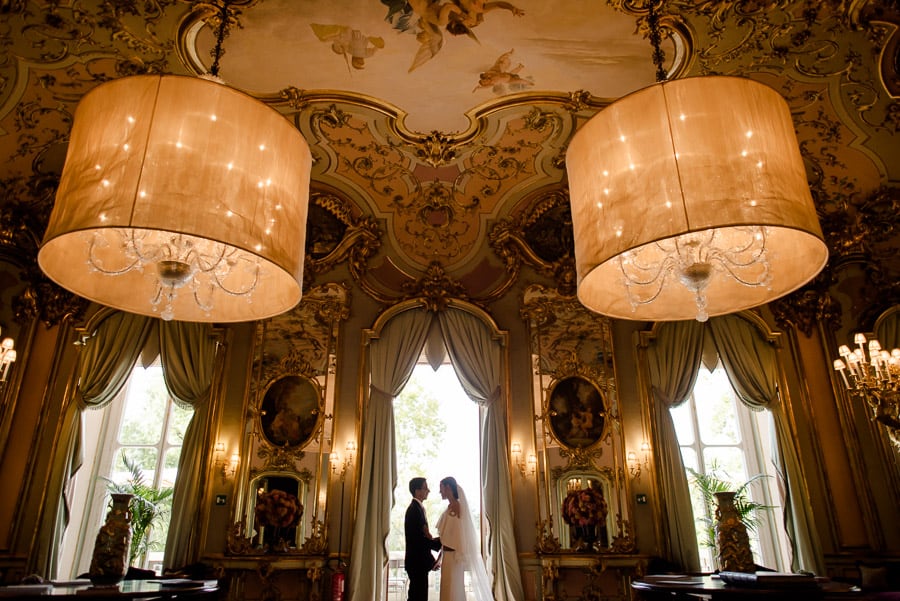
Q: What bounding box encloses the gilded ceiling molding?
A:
[821,183,900,325]
[490,188,576,297]
[295,98,574,271]
[400,262,469,312]
[0,176,87,326]
[416,131,461,167]
[769,183,900,335]
[304,190,381,291]
[648,2,898,137]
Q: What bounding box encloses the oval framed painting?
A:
[259,375,322,448]
[547,375,607,449]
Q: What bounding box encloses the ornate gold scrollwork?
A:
[490,190,576,298]
[534,519,561,554]
[415,131,460,167]
[607,516,636,554]
[304,191,381,291]
[300,520,328,555]
[400,262,469,312]
[0,178,88,326]
[225,522,255,556]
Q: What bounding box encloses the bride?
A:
[435,476,493,601]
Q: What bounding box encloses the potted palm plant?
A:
[105,453,174,568]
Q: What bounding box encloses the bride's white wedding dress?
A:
[436,485,493,601]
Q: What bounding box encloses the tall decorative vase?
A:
[714,491,755,573]
[89,493,133,585]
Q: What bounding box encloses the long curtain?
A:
[708,315,824,574]
[160,321,218,570]
[349,309,433,601]
[34,311,155,577]
[645,320,704,572]
[438,308,523,601]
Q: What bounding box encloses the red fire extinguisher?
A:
[331,568,346,601]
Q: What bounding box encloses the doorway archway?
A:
[348,299,523,601]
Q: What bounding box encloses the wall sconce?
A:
[511,442,536,477]
[332,440,356,481]
[627,442,651,480]
[0,330,17,382]
[214,443,237,483]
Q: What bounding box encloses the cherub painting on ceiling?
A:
[311,24,386,71]
[380,0,525,72]
[473,49,533,94]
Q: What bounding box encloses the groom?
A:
[404,477,442,601]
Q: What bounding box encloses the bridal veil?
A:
[455,485,494,601]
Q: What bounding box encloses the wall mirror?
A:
[247,471,310,550]
[230,283,350,556]
[522,286,635,555]
[553,469,617,550]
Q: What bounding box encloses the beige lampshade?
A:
[567,76,828,322]
[39,75,311,322]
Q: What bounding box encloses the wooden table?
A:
[0,579,219,600]
[631,574,825,600]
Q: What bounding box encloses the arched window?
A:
[348,300,523,601]
[642,313,823,574]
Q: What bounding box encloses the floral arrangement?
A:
[255,489,303,530]
[561,486,607,527]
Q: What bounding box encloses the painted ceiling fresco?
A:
[189,0,666,132]
[1,1,899,321]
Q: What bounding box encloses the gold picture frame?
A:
[546,375,607,450]
[259,374,323,449]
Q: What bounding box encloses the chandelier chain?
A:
[209,1,233,78]
[647,0,667,83]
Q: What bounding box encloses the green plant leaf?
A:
[103,452,173,567]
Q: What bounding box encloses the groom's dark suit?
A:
[404,499,441,601]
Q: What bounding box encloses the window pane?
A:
[118,367,167,445]
[166,403,193,446]
[702,446,748,489]
[110,447,159,485]
[162,448,182,488]
[670,402,695,445]
[680,447,698,472]
[694,368,741,445]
